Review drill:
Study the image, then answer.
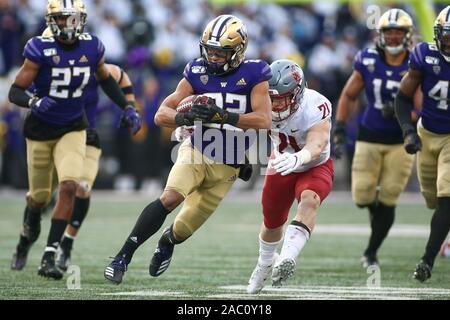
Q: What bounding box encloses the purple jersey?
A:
[84,76,99,128]
[23,33,104,126]
[410,42,450,134]
[353,47,408,139]
[184,58,272,164]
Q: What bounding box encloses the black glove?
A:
[381,102,396,119]
[332,121,346,159]
[174,108,199,126]
[238,163,253,181]
[402,124,422,154]
[193,95,240,126]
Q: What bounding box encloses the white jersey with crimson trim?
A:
[270,88,332,173]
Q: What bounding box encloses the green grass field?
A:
[1,192,449,300]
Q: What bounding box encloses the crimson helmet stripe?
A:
[211,15,233,41]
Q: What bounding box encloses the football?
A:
[176,95,198,113]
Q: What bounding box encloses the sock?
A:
[20,205,42,243]
[365,202,395,257]
[422,197,450,267]
[117,199,171,264]
[23,205,42,225]
[159,224,185,246]
[70,197,90,229]
[257,236,281,267]
[45,219,68,252]
[280,221,311,261]
[60,232,74,252]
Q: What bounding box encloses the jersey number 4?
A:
[49,67,90,99]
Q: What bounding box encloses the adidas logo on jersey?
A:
[236,78,247,86]
[79,55,89,63]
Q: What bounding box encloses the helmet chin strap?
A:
[385,44,404,55]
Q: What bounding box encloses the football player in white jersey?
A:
[247,59,334,294]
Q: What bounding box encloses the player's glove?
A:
[381,102,395,119]
[402,124,421,154]
[29,96,57,115]
[332,121,346,159]
[174,126,194,142]
[270,149,311,176]
[174,109,199,126]
[120,105,142,135]
[192,96,240,126]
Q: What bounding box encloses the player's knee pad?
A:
[173,219,194,242]
[423,192,437,210]
[352,181,377,205]
[29,190,52,206]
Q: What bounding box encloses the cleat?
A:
[38,255,63,280]
[149,228,174,277]
[104,255,127,285]
[360,254,379,268]
[56,248,71,272]
[413,260,432,283]
[11,249,29,271]
[440,240,450,258]
[247,253,278,294]
[11,235,33,271]
[272,257,296,287]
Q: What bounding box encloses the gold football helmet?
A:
[45,0,87,42]
[434,6,450,62]
[199,15,248,75]
[377,9,413,55]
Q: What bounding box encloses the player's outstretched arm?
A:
[154,78,194,128]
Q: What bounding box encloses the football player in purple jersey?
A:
[395,6,450,282]
[334,9,420,268]
[8,0,141,279]
[104,15,272,284]
[56,62,137,272]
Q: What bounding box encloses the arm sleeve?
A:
[394,90,414,135]
[8,84,33,108]
[99,75,130,110]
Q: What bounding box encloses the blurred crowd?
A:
[0,0,440,191]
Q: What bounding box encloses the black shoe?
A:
[360,254,379,268]
[11,236,33,271]
[104,255,127,285]
[11,248,29,271]
[38,254,63,280]
[56,248,71,272]
[149,229,175,277]
[413,260,432,283]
